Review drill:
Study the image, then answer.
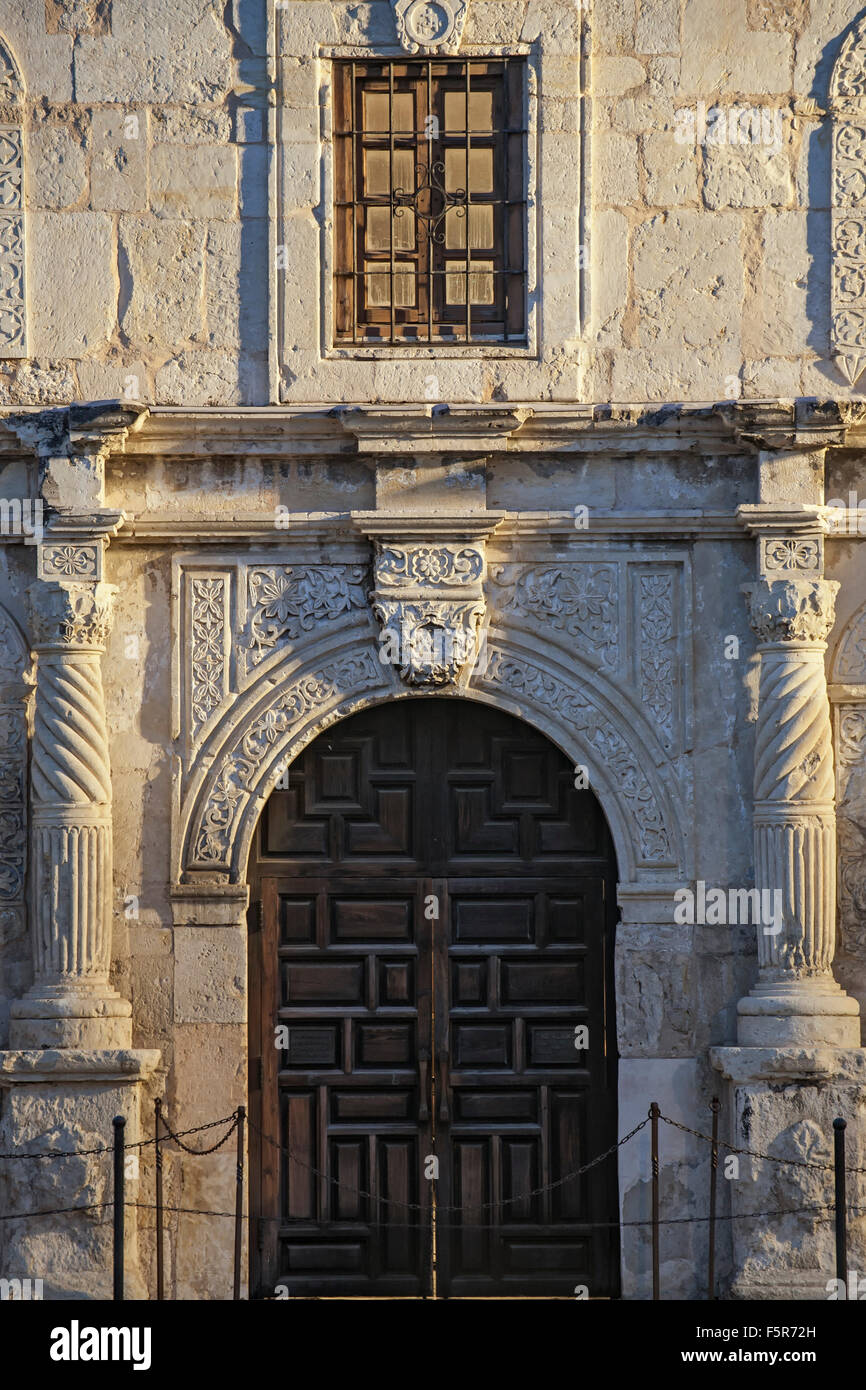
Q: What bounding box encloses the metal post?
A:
[834,1116,847,1294]
[650,1101,660,1301]
[155,1098,164,1301]
[233,1106,246,1300]
[113,1115,125,1301]
[707,1097,720,1301]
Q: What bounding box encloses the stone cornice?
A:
[0,398,862,461]
[0,400,862,473]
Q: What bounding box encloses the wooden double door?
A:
[249,698,619,1298]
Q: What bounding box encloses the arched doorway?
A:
[248,697,620,1297]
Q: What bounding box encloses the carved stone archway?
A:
[176,622,688,894]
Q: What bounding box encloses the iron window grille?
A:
[333,58,527,346]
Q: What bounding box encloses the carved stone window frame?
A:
[318,42,539,361]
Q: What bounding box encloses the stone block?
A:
[592,0,636,50]
[155,350,243,406]
[680,0,792,95]
[611,344,743,401]
[150,144,237,220]
[278,2,339,55]
[75,357,150,403]
[703,140,793,209]
[593,56,647,97]
[592,209,628,345]
[745,210,829,359]
[643,131,698,204]
[119,216,206,347]
[150,107,232,144]
[635,0,681,54]
[27,124,87,209]
[632,210,742,351]
[90,107,148,212]
[30,210,115,357]
[205,220,269,353]
[594,130,640,205]
[74,0,233,103]
[173,927,245,1025]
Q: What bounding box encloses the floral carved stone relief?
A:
[0,604,28,925]
[836,707,866,955]
[0,40,26,358]
[245,566,368,669]
[831,17,866,385]
[490,564,619,669]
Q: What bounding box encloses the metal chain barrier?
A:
[0,1100,860,1299]
[658,1110,866,1175]
[246,1112,650,1216]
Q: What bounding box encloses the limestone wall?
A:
[0,0,859,404]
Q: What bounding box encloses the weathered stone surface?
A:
[74,0,233,103]
[119,216,205,346]
[90,107,147,212]
[173,928,245,1025]
[27,124,87,209]
[30,211,115,357]
[631,210,742,350]
[150,143,237,220]
[703,141,793,209]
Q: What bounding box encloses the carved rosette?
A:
[370,542,487,687]
[831,16,866,385]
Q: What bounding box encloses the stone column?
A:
[738,569,860,1045]
[711,463,866,1301]
[0,404,160,1299]
[10,578,131,1048]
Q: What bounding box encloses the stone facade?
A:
[0,0,863,1301]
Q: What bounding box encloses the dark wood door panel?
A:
[249,698,619,1298]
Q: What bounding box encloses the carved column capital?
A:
[27,579,116,653]
[743,577,840,646]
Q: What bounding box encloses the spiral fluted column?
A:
[738,575,860,1045]
[10,580,131,1048]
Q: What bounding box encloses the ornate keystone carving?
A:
[744,577,839,645]
[369,541,487,687]
[392,0,469,53]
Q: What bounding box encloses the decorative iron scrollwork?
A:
[394,160,467,244]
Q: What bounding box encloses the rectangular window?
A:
[333,58,526,346]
